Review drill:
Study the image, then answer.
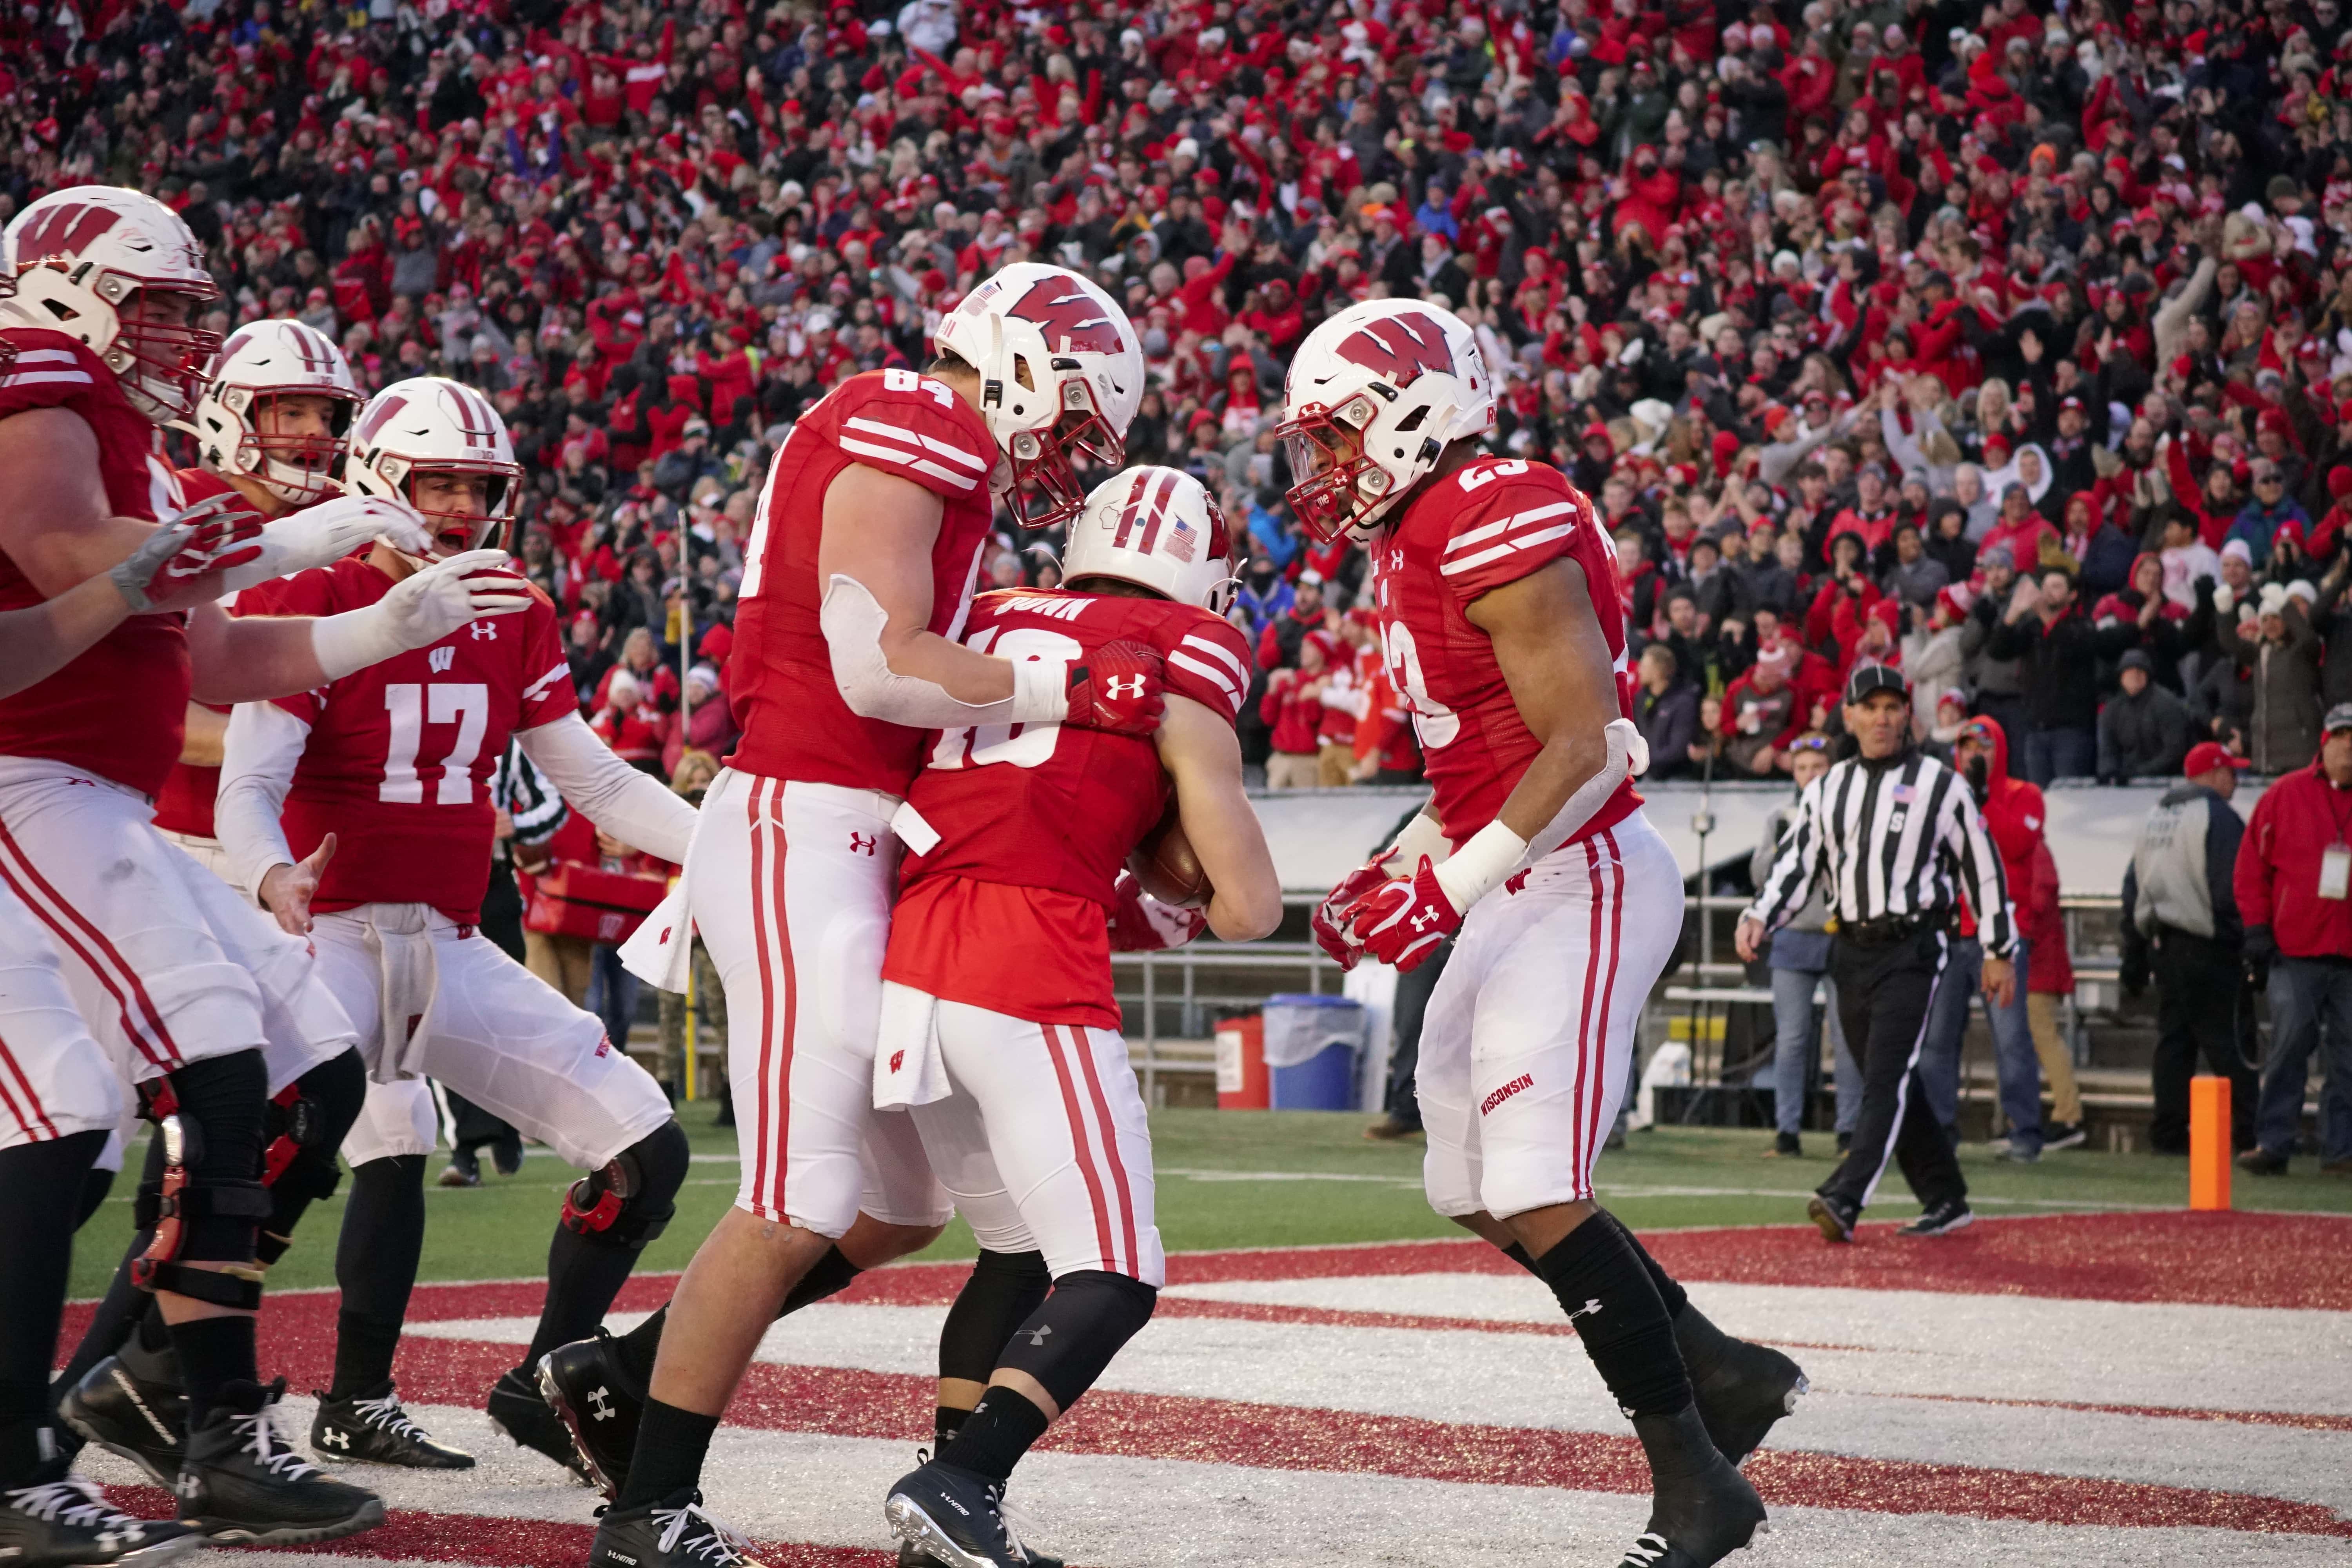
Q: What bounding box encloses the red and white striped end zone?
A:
[67,1213,2352,1566]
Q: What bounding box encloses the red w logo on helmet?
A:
[1013,278,1125,355]
[16,203,121,265]
[1334,313,1455,387]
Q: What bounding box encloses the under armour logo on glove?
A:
[1065,638,1166,737]
[1341,855,1460,973]
[1312,852,1400,971]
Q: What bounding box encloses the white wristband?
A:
[1386,811,1451,868]
[1009,657,1071,725]
[1433,818,1530,911]
[310,604,405,682]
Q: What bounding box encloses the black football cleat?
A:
[176,1379,383,1545]
[1615,1405,1768,1568]
[0,1475,208,1568]
[489,1130,524,1176]
[885,1458,1054,1568]
[57,1357,185,1488]
[310,1382,475,1469]
[588,1490,764,1568]
[1896,1199,1974,1238]
[486,1368,591,1482]
[1806,1193,1857,1244]
[536,1332,641,1498]
[1674,1308,1808,1467]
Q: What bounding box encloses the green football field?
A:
[69,1103,2352,1299]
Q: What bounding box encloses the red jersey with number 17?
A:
[1371,456,1639,849]
[882,588,1254,1026]
[727,368,1000,796]
[257,557,571,920]
[0,328,194,797]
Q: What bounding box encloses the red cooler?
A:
[1215,1015,1268,1110]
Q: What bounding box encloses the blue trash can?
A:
[1263,994,1367,1111]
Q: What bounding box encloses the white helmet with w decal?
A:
[345,376,522,554]
[1066,466,1238,616]
[0,185,221,424]
[189,319,363,506]
[934,261,1143,529]
[1276,298,1493,543]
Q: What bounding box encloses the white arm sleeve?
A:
[1432,719,1644,911]
[820,573,1069,728]
[516,711,701,865]
[217,701,312,896]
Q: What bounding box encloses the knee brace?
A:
[131,1053,271,1311]
[263,1049,364,1202]
[561,1119,688,1251]
[994,1269,1157,1412]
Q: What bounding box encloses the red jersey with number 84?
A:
[728,368,1000,795]
[882,587,1254,1025]
[1371,456,1639,849]
[254,557,571,920]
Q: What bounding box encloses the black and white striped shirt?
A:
[1746,749,2016,956]
[490,742,567,865]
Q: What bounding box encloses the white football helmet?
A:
[188,319,363,506]
[1067,466,1239,616]
[933,261,1143,529]
[1,186,221,424]
[1276,299,1494,542]
[345,377,522,554]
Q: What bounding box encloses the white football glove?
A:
[213,495,434,594]
[110,492,265,612]
[310,549,533,679]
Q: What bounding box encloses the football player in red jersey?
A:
[0,187,530,1548]
[579,262,1163,1568]
[0,490,267,1568]
[1281,301,1800,1568]
[53,322,385,1495]
[202,377,702,1475]
[876,466,1279,1566]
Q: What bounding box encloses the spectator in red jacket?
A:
[1260,638,1328,789]
[2234,704,2352,1175]
[591,670,666,775]
[1719,644,1803,776]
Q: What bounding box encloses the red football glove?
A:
[1311,851,1399,971]
[1064,638,1165,737]
[1341,854,1460,973]
[1107,869,1209,952]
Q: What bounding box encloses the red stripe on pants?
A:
[0,821,180,1071]
[1583,834,1627,1199]
[1069,1025,1141,1278]
[1045,1024,1119,1273]
[0,1032,55,1140]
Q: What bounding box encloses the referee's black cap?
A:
[1844,664,1910,705]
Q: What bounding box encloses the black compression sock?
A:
[1608,1213,1690,1319]
[612,1398,719,1512]
[169,1314,257,1431]
[522,1221,640,1374]
[936,1386,1050,1484]
[613,1306,665,1390]
[330,1310,405,1401]
[934,1404,973,1446]
[778,1245,860,1316]
[938,1250,1053,1386]
[1500,1241,1539,1275]
[1530,1217,1692,1419]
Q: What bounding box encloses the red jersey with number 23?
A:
[1372,456,1639,849]
[258,557,570,920]
[728,368,999,796]
[882,588,1254,1026]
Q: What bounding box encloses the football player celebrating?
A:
[1287,301,1801,1568]
[877,467,1279,1566]
[202,377,701,1474]
[583,262,1163,1568]
[56,320,378,1488]
[0,186,525,1544]
[0,491,266,1568]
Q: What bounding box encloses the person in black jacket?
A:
[2098,650,2193,782]
[1986,565,2145,784]
[1634,644,1702,780]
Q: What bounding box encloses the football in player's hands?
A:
[1129,804,1211,909]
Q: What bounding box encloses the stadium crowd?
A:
[7,0,2352,791]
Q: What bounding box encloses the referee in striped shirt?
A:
[1735,666,2017,1243]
